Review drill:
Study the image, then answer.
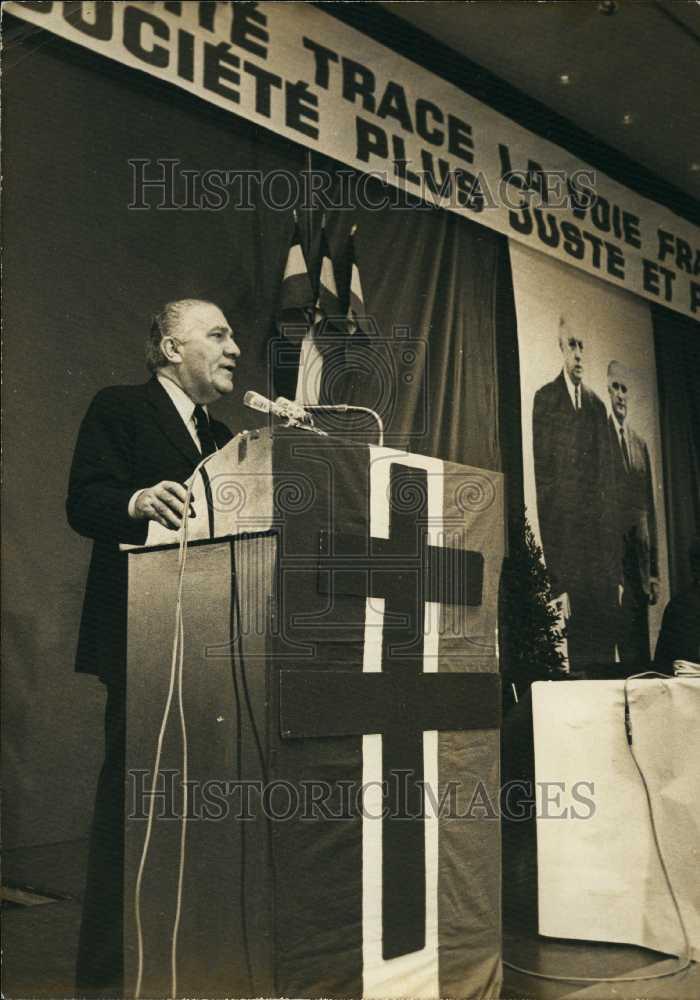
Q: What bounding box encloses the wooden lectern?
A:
[125,427,504,999]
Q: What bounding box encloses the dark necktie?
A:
[620,426,630,470]
[193,405,217,458]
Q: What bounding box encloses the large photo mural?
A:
[511,241,669,672]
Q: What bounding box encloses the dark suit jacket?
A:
[66,378,232,682]
[608,415,658,596]
[654,583,700,672]
[532,371,618,598]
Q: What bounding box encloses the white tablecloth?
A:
[533,678,700,960]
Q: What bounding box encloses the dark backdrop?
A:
[2,25,513,848]
[4,17,697,855]
[2,28,301,849]
[653,306,700,594]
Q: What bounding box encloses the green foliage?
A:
[500,512,567,704]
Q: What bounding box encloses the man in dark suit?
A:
[532,317,619,671]
[607,360,659,667]
[67,299,239,995]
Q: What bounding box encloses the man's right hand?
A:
[131,481,189,530]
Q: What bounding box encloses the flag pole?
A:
[296,150,317,406]
[306,148,313,263]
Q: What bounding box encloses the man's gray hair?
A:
[145,298,214,374]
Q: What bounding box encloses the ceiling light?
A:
[559,73,572,86]
[622,113,635,126]
[690,163,700,173]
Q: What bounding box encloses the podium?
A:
[125,428,504,999]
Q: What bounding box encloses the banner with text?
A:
[7,0,700,320]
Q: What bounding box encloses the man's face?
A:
[559,325,584,385]
[607,364,630,424]
[172,302,240,404]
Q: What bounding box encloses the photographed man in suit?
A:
[67,299,240,995]
[607,360,659,667]
[532,316,618,671]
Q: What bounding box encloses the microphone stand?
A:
[303,405,384,447]
[280,413,328,437]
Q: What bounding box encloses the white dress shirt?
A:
[156,373,208,452]
[562,367,581,410]
[611,416,627,461]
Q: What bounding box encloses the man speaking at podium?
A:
[66,299,239,995]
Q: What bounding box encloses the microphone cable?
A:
[133,454,213,1000]
[230,540,279,997]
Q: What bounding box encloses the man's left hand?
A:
[649,580,659,606]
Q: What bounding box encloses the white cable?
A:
[132,549,183,1000]
[133,456,209,999]
[170,493,192,999]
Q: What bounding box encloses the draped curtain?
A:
[321,188,509,471]
[652,305,700,594]
[3,25,511,847]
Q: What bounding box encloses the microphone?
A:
[243,390,287,419]
[243,391,327,435]
[274,396,312,425]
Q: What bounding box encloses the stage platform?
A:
[502,823,699,1000]
[2,834,697,998]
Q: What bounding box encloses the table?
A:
[532,678,699,963]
